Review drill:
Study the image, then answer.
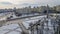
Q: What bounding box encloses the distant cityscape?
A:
[0,5,60,14]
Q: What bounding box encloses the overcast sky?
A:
[0,0,60,9]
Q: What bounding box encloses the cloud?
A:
[0,0,60,6]
[0,2,12,5]
[0,0,60,8]
[15,0,60,7]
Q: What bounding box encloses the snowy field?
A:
[0,13,60,34]
[0,15,46,34]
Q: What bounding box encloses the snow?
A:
[0,24,22,34]
[22,15,46,29]
[0,12,60,34]
[8,31,20,34]
[0,15,47,34]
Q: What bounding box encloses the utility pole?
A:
[47,4,49,18]
[55,7,59,34]
[46,4,49,34]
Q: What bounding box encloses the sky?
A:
[0,0,60,9]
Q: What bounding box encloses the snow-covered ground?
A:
[0,24,21,34]
[0,13,60,34]
[0,15,46,34]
